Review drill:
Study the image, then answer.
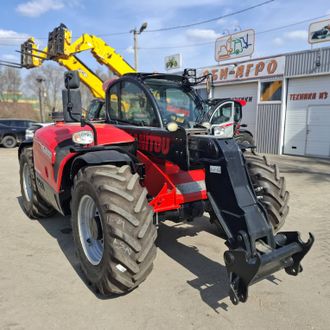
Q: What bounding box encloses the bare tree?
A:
[24,64,65,118]
[24,64,115,117]
[0,67,22,102]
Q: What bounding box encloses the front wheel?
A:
[71,164,157,295]
[210,151,289,235]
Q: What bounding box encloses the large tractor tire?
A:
[71,164,157,295]
[244,152,289,232]
[2,135,17,148]
[235,132,254,147]
[210,151,289,235]
[19,147,55,218]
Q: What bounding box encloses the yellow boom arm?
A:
[21,24,136,99]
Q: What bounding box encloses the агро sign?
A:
[215,29,255,62]
[199,56,285,83]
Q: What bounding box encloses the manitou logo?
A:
[134,133,170,155]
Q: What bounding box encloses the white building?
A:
[196,46,330,158]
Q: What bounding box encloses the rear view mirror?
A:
[64,70,80,89]
[62,89,82,122]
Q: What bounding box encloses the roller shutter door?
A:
[284,75,330,157]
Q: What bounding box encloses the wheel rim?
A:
[77,195,104,265]
[5,137,15,147]
[22,163,33,202]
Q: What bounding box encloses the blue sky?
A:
[0,0,330,74]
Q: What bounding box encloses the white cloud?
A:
[273,37,284,46]
[185,29,220,42]
[284,30,308,40]
[272,30,308,47]
[16,0,64,17]
[0,29,29,45]
[126,45,134,54]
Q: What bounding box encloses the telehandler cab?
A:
[19,70,313,305]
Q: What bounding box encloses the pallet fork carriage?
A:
[18,27,314,304]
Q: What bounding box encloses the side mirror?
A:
[62,70,82,122]
[62,89,82,122]
[64,70,80,89]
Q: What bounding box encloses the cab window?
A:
[109,81,159,127]
[211,102,233,124]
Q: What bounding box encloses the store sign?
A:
[215,29,255,61]
[198,56,285,83]
[289,91,328,101]
[308,19,330,44]
[164,54,182,71]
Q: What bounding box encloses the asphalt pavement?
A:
[0,148,329,330]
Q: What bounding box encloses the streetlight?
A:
[130,22,148,71]
[36,77,45,122]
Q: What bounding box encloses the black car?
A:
[0,119,36,148]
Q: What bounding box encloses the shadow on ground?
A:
[17,197,280,311]
[157,218,231,312]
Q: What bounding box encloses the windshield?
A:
[145,78,204,126]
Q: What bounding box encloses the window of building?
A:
[260,80,283,102]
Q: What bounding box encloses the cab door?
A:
[209,101,234,137]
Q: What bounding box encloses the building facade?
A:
[196,46,330,158]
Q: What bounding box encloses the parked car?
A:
[25,122,53,141]
[0,119,36,148]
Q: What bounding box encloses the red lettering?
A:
[211,69,218,81]
[267,60,277,74]
[245,63,253,77]
[153,136,161,153]
[255,61,265,76]
[235,65,244,79]
[161,137,170,155]
[219,67,228,80]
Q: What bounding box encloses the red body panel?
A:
[138,151,207,213]
[33,122,207,214]
[33,122,135,192]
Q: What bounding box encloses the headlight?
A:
[213,126,225,136]
[25,130,34,140]
[72,131,94,145]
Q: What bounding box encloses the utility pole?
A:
[36,77,45,122]
[131,22,148,71]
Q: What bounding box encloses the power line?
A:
[145,0,274,32]
[0,0,274,41]
[139,13,330,50]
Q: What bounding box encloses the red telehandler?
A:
[19,67,313,304]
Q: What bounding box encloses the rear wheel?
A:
[71,164,157,295]
[210,151,289,235]
[2,135,17,148]
[235,132,254,147]
[19,147,55,218]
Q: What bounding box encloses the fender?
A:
[18,140,33,159]
[238,129,253,137]
[70,149,136,181]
